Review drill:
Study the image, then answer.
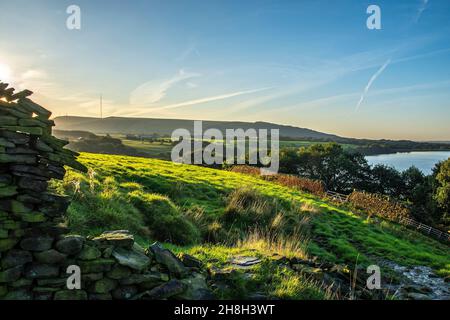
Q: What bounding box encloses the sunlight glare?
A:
[0,63,12,82]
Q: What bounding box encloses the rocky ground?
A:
[202,252,449,300]
[1,230,214,300]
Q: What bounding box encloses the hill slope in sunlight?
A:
[50,153,450,299]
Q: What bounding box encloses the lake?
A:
[366,151,450,175]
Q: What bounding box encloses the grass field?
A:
[50,152,450,299]
[279,140,358,151]
[121,139,173,160]
[120,137,360,161]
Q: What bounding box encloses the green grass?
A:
[50,152,450,298]
[121,139,173,160]
[168,244,332,300]
[280,140,358,151]
[120,138,359,161]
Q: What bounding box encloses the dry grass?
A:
[237,227,310,260]
[298,201,321,214]
[228,165,326,196]
[225,187,272,216]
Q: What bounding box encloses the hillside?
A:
[54,116,450,155]
[54,116,343,140]
[51,152,450,300]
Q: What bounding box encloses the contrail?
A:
[415,0,429,23]
[355,59,391,111]
[154,87,272,111]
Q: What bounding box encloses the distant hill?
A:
[54,116,343,140]
[53,116,450,155]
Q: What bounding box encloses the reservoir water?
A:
[365,151,450,175]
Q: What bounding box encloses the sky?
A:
[0,0,449,141]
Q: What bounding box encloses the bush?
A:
[228,165,326,196]
[348,191,411,222]
[228,165,261,176]
[264,175,325,196]
[127,191,200,245]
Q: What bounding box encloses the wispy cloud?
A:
[355,59,391,111]
[220,50,398,116]
[250,79,450,123]
[20,69,48,81]
[9,67,118,118]
[415,0,429,23]
[175,43,200,62]
[160,87,271,110]
[130,69,200,106]
[129,87,272,116]
[186,82,198,89]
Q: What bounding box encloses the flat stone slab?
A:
[229,256,261,268]
[92,230,134,248]
[112,245,151,271]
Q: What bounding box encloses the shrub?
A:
[348,191,411,222]
[228,165,325,196]
[228,165,261,176]
[264,175,326,196]
[127,191,200,245]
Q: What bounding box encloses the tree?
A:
[369,164,404,198]
[279,143,371,193]
[279,148,300,174]
[401,166,427,202]
[278,144,448,227]
[433,158,450,224]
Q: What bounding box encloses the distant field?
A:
[121,139,173,160]
[120,137,360,160]
[280,140,358,151]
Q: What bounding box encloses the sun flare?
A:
[0,63,12,82]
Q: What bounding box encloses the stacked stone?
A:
[0,82,210,300]
[0,81,84,250]
[0,81,81,299]
[2,229,210,300]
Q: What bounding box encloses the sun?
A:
[0,63,12,82]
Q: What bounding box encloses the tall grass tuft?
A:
[237,227,310,260]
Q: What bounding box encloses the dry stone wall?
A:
[0,82,211,300]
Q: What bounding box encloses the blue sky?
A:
[0,0,449,140]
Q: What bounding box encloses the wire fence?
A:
[325,190,349,203]
[401,217,450,242]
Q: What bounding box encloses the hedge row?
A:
[348,191,411,222]
[229,165,326,196]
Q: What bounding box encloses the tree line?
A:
[278,143,450,227]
